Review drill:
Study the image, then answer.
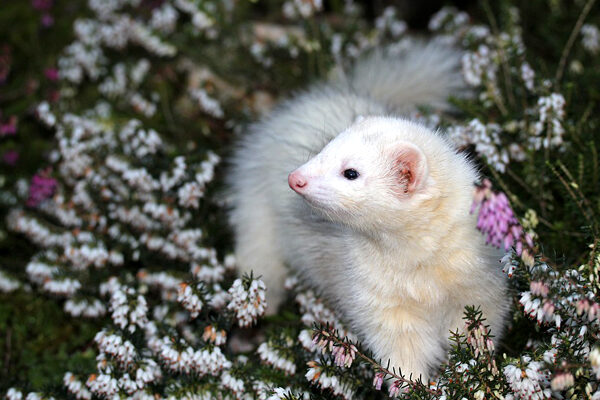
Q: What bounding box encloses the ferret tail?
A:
[345,39,465,112]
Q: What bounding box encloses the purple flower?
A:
[2,150,19,166]
[0,46,10,85]
[27,171,57,207]
[0,115,17,136]
[41,13,54,27]
[31,0,53,11]
[44,68,59,81]
[472,179,532,256]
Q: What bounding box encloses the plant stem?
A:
[555,0,597,89]
[313,327,439,394]
[482,0,516,109]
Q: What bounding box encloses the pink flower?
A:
[389,380,405,397]
[2,150,19,166]
[31,0,53,11]
[0,46,10,84]
[530,281,550,297]
[472,179,532,255]
[44,68,59,81]
[41,13,54,27]
[331,343,357,368]
[373,372,384,390]
[0,115,17,136]
[26,170,57,207]
[47,90,60,103]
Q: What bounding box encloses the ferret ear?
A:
[391,143,428,195]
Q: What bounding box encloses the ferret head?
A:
[288,116,471,234]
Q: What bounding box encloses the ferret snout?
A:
[288,170,307,193]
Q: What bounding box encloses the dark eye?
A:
[343,168,359,180]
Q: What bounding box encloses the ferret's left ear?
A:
[391,143,428,195]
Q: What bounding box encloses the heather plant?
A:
[1,0,600,399]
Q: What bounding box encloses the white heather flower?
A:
[298,329,318,352]
[95,330,137,368]
[130,20,177,57]
[227,277,267,327]
[142,201,189,230]
[589,347,600,378]
[501,251,519,278]
[119,120,163,158]
[152,336,231,375]
[202,325,227,345]
[374,7,407,38]
[177,282,204,318]
[428,6,469,35]
[100,276,122,297]
[8,211,74,248]
[99,63,127,97]
[532,93,566,150]
[306,361,354,400]
[196,151,220,187]
[503,358,551,399]
[38,195,83,227]
[582,24,600,54]
[0,270,20,293]
[465,25,491,42]
[295,289,351,338]
[6,388,23,400]
[257,342,297,374]
[138,271,182,300]
[109,286,149,333]
[150,3,178,34]
[542,348,557,365]
[134,359,162,387]
[36,101,57,127]
[43,278,82,297]
[130,59,151,85]
[447,119,509,173]
[64,298,107,318]
[86,373,119,398]
[174,0,214,33]
[159,156,187,192]
[208,283,230,309]
[521,62,535,91]
[520,291,559,327]
[282,0,323,19]
[64,372,93,400]
[221,370,245,396]
[189,88,224,118]
[177,182,204,208]
[130,93,157,117]
[64,242,122,270]
[58,37,106,83]
[462,44,497,87]
[191,262,225,283]
[266,387,292,400]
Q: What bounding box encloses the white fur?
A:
[227,41,508,380]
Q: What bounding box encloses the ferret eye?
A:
[343,169,359,180]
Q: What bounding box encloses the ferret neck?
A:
[351,217,473,269]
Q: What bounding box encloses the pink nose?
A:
[288,170,307,193]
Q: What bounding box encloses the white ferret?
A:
[227,41,508,379]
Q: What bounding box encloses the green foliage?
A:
[0,291,99,392]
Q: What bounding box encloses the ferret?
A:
[227,40,508,380]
